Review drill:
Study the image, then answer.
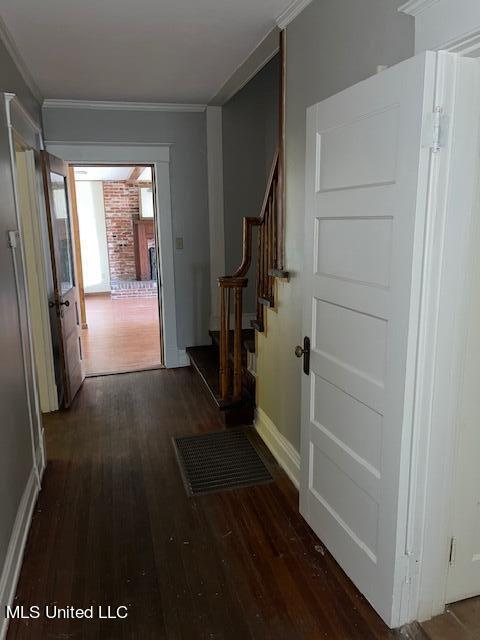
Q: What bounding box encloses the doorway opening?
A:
[70,164,163,376]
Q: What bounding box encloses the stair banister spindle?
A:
[218,148,287,402]
[219,285,229,398]
[233,286,243,401]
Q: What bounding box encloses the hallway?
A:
[8,369,416,640]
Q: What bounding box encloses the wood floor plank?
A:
[8,368,425,639]
[450,598,480,636]
[82,294,162,375]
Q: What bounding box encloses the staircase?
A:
[187,146,288,426]
[187,32,287,426]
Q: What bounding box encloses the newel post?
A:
[218,276,247,403]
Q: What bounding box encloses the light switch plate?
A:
[175,237,184,250]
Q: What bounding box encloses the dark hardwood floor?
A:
[8,368,425,639]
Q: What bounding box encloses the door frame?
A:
[69,161,164,369]
[43,142,186,368]
[400,55,480,623]
[4,92,46,479]
[397,7,480,622]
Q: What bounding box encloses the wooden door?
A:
[299,52,440,626]
[41,152,85,407]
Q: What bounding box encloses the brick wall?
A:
[103,181,140,281]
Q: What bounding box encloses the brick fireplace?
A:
[103,180,157,299]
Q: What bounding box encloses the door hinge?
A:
[428,106,448,153]
[449,536,457,566]
[7,230,18,249]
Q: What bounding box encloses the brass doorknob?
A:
[295,345,305,358]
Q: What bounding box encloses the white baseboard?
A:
[0,462,42,640]
[176,349,190,367]
[255,407,300,489]
[165,348,190,368]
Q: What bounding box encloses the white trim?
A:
[0,464,43,640]
[408,54,480,622]
[398,0,440,17]
[399,0,480,55]
[276,0,314,29]
[5,93,42,145]
[44,142,171,161]
[45,141,180,369]
[175,349,190,368]
[206,107,225,330]
[5,93,46,482]
[444,31,480,58]
[0,17,43,103]
[44,140,174,148]
[255,407,300,489]
[43,99,206,112]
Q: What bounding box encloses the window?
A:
[139,186,154,219]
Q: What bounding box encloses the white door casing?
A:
[44,142,186,368]
[300,51,440,627]
[446,295,480,604]
[445,153,480,604]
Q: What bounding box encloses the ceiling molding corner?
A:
[208,27,279,105]
[276,0,314,29]
[398,0,440,17]
[0,16,43,102]
[42,99,206,113]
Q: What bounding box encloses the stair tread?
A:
[258,296,273,307]
[186,345,240,410]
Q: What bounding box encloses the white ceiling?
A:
[73,166,151,181]
[0,0,292,103]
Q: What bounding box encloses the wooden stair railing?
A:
[218,150,286,403]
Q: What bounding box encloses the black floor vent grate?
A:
[173,429,274,496]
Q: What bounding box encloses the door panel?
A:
[300,52,438,626]
[41,152,84,407]
[50,171,75,294]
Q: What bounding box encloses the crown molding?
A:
[0,16,43,103]
[5,92,42,133]
[42,99,206,112]
[276,0,314,29]
[398,0,440,17]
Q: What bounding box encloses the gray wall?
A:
[222,54,279,312]
[43,108,210,348]
[256,0,414,451]
[0,43,42,621]
[0,38,41,123]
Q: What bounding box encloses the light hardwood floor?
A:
[82,293,162,375]
[421,597,480,639]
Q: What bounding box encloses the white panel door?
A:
[300,52,439,627]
